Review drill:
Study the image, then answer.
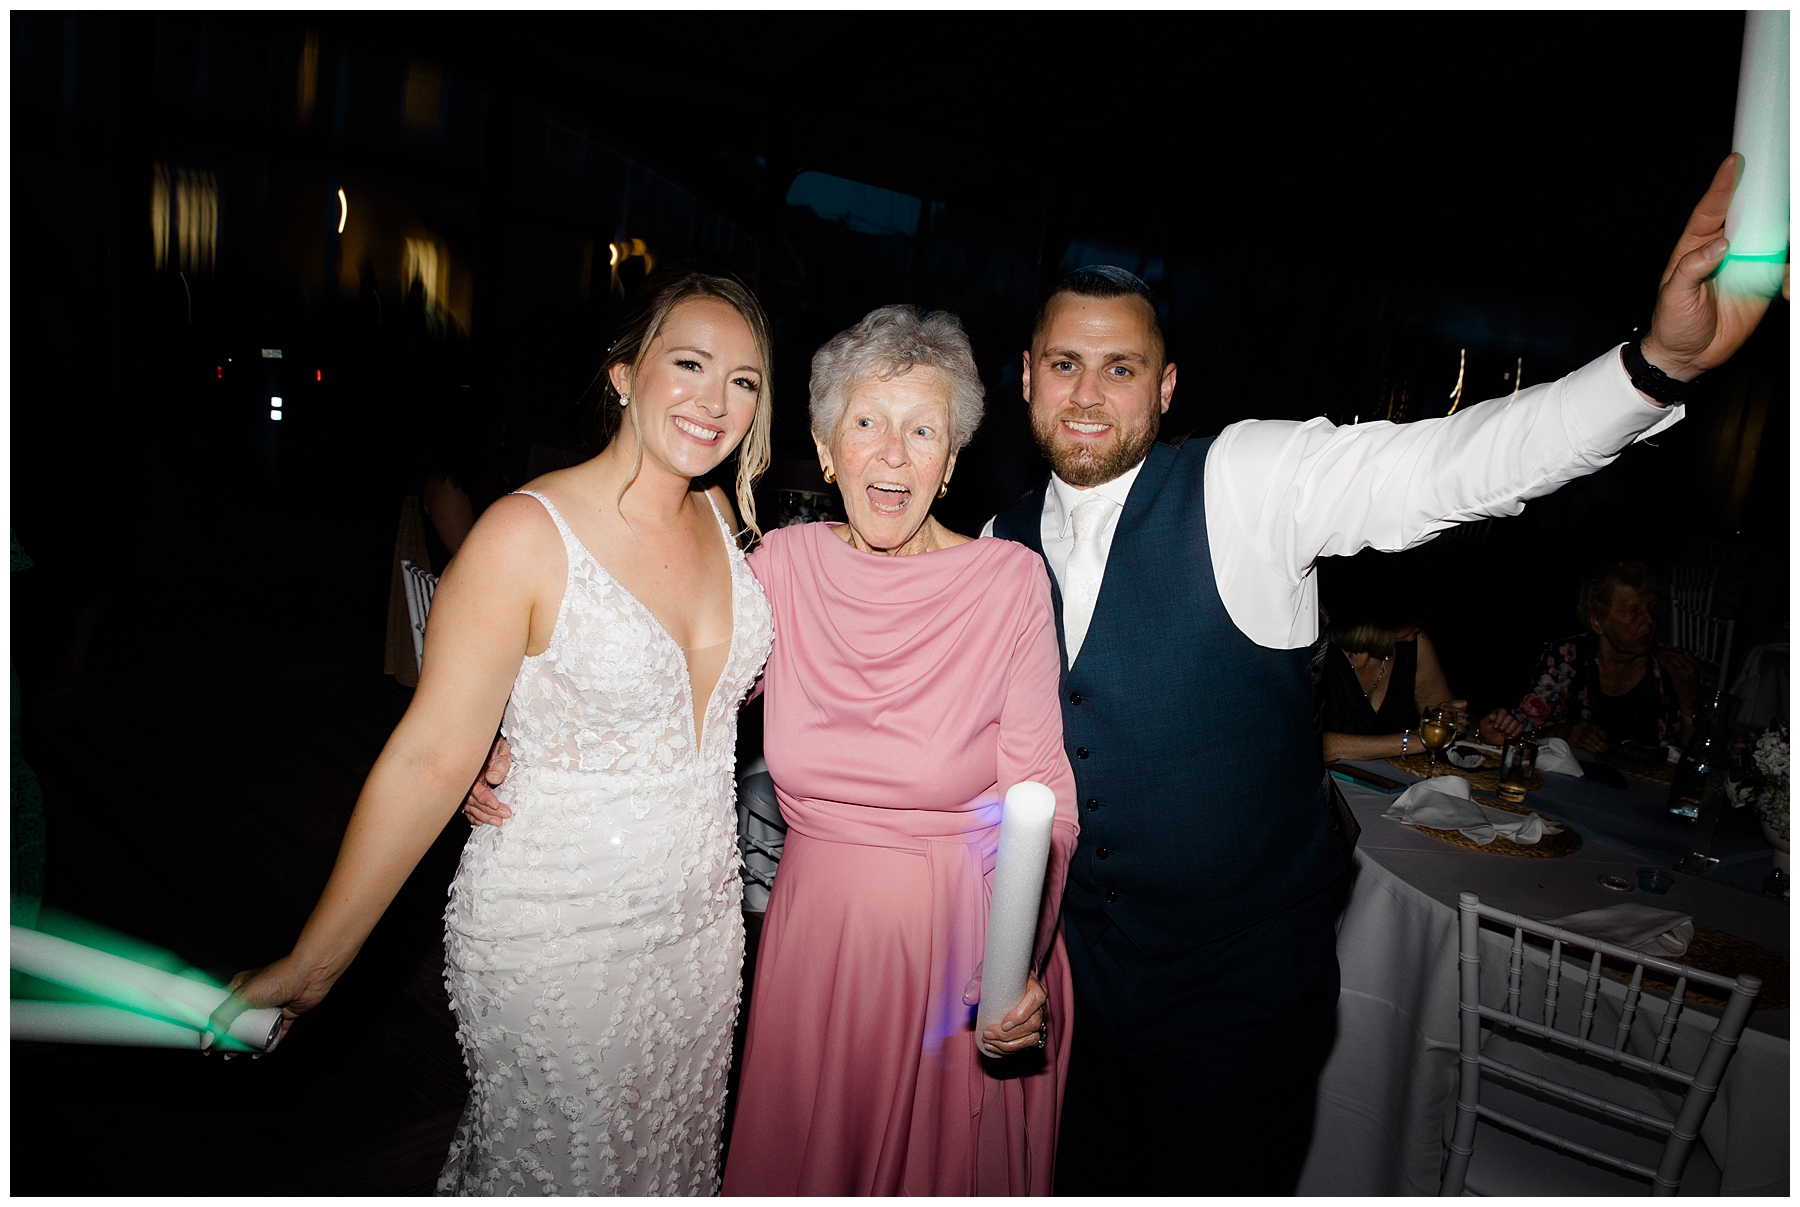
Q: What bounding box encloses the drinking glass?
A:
[1497,737,1538,803]
[1420,705,1457,774]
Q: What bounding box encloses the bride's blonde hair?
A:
[592,267,775,539]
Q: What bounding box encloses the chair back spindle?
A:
[1613,963,1644,1053]
[1507,926,1525,1017]
[1543,939,1564,1028]
[1578,950,1603,1044]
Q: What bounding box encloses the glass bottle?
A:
[1669,691,1738,873]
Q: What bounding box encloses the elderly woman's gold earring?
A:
[937,482,949,499]
[823,467,835,484]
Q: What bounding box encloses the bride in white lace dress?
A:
[217,271,777,1196]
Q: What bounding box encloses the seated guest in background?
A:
[1515,560,1699,753]
[1320,620,1521,761]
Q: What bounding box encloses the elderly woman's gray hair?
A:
[809,305,986,454]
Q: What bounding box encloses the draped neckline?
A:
[804,521,997,604]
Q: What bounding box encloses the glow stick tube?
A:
[12,1000,215,1048]
[1721,9,1789,297]
[975,781,1057,1058]
[10,926,281,1051]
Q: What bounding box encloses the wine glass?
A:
[1420,705,1457,774]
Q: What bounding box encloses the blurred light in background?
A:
[403,236,447,318]
[150,163,218,273]
[337,188,347,235]
[403,60,443,133]
[296,29,318,125]
[607,238,652,280]
[270,396,283,422]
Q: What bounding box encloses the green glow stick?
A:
[12,1000,239,1049]
[11,926,280,1051]
[1721,9,1789,297]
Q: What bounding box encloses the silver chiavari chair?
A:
[1440,892,1761,1197]
[1667,599,1736,693]
[399,559,439,677]
[1667,562,1717,620]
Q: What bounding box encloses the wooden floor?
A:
[11,537,763,1195]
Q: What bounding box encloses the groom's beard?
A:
[1030,404,1161,488]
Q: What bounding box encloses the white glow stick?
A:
[976,781,1057,1058]
[1721,9,1789,297]
[12,1000,218,1048]
[11,926,282,1051]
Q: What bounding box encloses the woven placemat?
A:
[1407,793,1584,859]
[1526,723,1679,787]
[1386,752,1545,795]
[1589,748,1679,787]
[1610,926,1788,1012]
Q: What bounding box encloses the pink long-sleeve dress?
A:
[722,523,1079,1196]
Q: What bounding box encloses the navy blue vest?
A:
[991,440,1345,955]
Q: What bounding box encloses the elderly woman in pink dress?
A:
[721,305,1077,1195]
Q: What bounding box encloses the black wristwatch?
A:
[1620,336,1694,405]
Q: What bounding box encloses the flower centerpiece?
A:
[1726,718,1789,869]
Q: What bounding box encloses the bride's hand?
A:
[979,972,1049,1056]
[203,954,332,1052]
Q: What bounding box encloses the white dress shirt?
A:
[981,345,1680,650]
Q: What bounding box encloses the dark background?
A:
[10,11,1788,1193]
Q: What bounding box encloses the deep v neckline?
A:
[549,492,739,754]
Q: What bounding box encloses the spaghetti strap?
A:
[512,488,581,557]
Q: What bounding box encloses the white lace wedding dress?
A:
[437,490,772,1196]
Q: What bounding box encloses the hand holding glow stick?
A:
[11,925,283,1052]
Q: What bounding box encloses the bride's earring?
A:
[620,396,630,407]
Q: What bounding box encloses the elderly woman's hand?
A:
[463,738,514,827]
[979,971,1049,1056]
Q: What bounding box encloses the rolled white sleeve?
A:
[1204,344,1683,649]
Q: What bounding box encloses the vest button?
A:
[1084,798,1098,811]
[1105,891,1119,903]
[1069,692,1083,705]
[1076,747,1089,759]
[1096,847,1109,860]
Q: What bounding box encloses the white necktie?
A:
[1061,494,1117,667]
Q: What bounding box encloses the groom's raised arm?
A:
[1205,344,1669,647]
[1204,155,1782,650]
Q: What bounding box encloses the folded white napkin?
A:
[1541,904,1695,957]
[1383,775,1564,846]
[1535,737,1586,778]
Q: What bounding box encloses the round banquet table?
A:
[1297,758,1789,1196]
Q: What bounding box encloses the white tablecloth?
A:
[1299,774,1789,1196]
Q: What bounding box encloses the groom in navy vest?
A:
[984,159,1776,1195]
